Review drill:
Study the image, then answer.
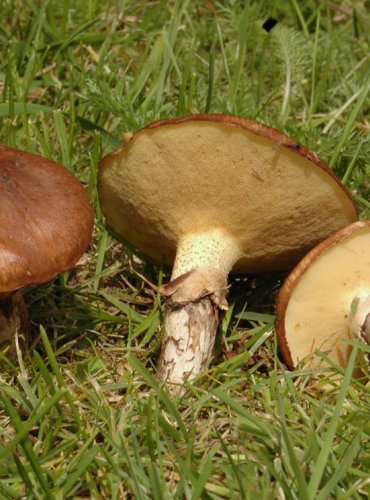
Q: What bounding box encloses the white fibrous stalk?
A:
[158,229,242,386]
[350,294,370,346]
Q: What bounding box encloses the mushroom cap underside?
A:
[276,220,370,369]
[99,114,358,272]
[0,145,94,292]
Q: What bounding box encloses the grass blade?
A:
[128,355,188,440]
[278,398,310,500]
[0,395,56,499]
[0,389,65,460]
[307,344,359,497]
[316,432,362,500]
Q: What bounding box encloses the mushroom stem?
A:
[350,295,370,345]
[158,229,241,384]
[0,291,29,358]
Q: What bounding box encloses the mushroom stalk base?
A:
[158,230,241,385]
[0,291,29,358]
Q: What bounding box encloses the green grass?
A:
[1,0,370,498]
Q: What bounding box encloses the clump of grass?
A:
[0,0,369,497]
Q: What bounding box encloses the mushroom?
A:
[98,114,358,384]
[0,145,94,356]
[276,220,370,371]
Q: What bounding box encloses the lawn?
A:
[0,0,369,498]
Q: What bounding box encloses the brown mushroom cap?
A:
[0,145,94,293]
[276,220,370,370]
[98,114,358,272]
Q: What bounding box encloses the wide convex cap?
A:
[0,145,94,293]
[99,114,358,272]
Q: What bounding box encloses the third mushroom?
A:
[98,114,358,385]
[276,220,370,371]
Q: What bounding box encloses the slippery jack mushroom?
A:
[276,220,370,372]
[98,114,358,385]
[0,145,94,356]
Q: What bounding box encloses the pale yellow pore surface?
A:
[284,226,370,368]
[99,121,357,272]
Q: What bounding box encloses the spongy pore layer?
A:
[277,221,370,369]
[99,116,357,273]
